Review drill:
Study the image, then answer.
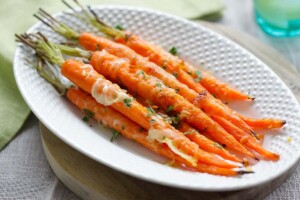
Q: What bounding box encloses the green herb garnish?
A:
[170,115,180,128]
[115,25,124,30]
[147,106,157,116]
[82,108,94,123]
[123,98,132,108]
[156,82,162,87]
[111,129,120,142]
[193,70,202,82]
[166,105,174,114]
[169,47,177,55]
[137,70,148,79]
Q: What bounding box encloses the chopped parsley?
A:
[147,106,157,116]
[110,129,119,142]
[166,105,174,114]
[169,47,178,55]
[123,98,132,108]
[193,70,202,82]
[115,24,124,30]
[150,119,156,123]
[170,115,180,128]
[156,82,162,87]
[82,109,94,123]
[137,70,148,79]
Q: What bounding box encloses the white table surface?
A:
[1,0,300,199]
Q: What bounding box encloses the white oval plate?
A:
[14,6,300,191]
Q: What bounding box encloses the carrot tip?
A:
[282,120,287,126]
[247,96,255,101]
[237,170,254,175]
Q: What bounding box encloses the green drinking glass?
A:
[254,0,300,37]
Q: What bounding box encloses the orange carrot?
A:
[135,98,241,162]
[62,0,251,101]
[177,122,241,162]
[240,116,286,130]
[212,115,280,161]
[17,33,241,169]
[35,8,284,132]
[61,59,241,168]
[78,33,257,136]
[67,88,246,176]
[89,51,254,158]
[195,71,252,101]
[113,34,252,101]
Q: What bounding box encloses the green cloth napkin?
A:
[0,0,224,150]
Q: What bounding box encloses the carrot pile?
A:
[15,2,286,176]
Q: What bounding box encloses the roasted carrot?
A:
[66,3,252,101]
[177,122,241,162]
[77,33,257,135]
[239,116,286,130]
[67,87,249,176]
[89,50,254,158]
[135,97,241,162]
[33,9,284,134]
[17,33,241,169]
[211,115,280,161]
[62,59,242,168]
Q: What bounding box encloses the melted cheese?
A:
[147,127,197,167]
[91,78,130,106]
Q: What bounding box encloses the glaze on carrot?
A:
[78,33,257,136]
[89,51,254,158]
[61,59,241,168]
[67,88,246,176]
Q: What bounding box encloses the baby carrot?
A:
[37,5,251,101]
[89,50,254,158]
[135,97,241,162]
[17,33,240,169]
[62,59,241,168]
[177,122,241,162]
[67,87,247,176]
[70,4,252,101]
[33,10,283,135]
[77,33,257,136]
[239,116,286,130]
[212,115,280,161]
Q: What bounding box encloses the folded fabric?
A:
[0,0,224,150]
